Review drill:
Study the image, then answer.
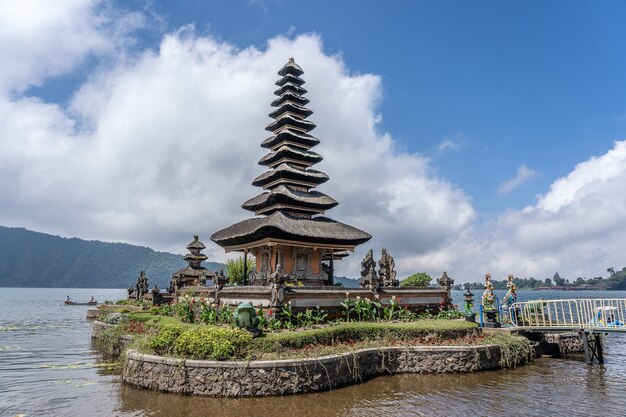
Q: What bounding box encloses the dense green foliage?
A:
[251,320,477,352]
[224,256,256,284]
[401,272,432,287]
[0,226,223,288]
[456,266,626,291]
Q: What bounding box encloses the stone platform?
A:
[122,343,525,397]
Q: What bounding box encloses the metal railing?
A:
[507,298,626,332]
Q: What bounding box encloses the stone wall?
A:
[123,344,511,397]
[544,332,584,354]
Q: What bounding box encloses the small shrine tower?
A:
[169,235,215,293]
[211,59,371,286]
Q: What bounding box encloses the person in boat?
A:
[89,296,97,303]
[65,295,71,303]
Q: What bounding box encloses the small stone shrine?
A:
[169,235,216,294]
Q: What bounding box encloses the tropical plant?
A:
[224,256,256,285]
[401,272,432,287]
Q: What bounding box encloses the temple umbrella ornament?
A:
[211,58,371,286]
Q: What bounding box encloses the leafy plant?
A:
[383,296,400,321]
[340,297,355,322]
[312,306,328,325]
[147,324,184,356]
[217,305,233,324]
[224,256,256,285]
[173,295,196,323]
[267,317,283,332]
[200,302,219,325]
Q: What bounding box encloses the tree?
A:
[401,272,432,287]
[544,277,553,286]
[224,256,256,285]
[553,272,565,286]
[608,267,616,277]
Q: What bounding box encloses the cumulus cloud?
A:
[412,141,626,282]
[0,0,147,94]
[0,8,475,278]
[497,164,538,195]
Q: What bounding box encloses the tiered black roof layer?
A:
[252,59,332,215]
[211,59,371,248]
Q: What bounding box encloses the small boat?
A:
[64,300,98,306]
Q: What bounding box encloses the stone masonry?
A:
[123,344,509,397]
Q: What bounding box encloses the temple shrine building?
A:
[211,58,371,286]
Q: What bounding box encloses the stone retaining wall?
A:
[123,344,509,397]
[91,320,114,338]
[544,332,584,354]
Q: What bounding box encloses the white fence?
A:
[507,298,626,332]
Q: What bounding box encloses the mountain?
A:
[334,276,360,288]
[0,226,224,288]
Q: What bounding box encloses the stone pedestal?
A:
[483,309,501,328]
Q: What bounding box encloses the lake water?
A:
[2,288,626,416]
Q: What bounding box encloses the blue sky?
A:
[28,0,626,214]
[3,0,626,281]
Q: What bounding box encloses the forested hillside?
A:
[0,226,223,288]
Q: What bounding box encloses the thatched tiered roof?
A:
[211,58,370,251]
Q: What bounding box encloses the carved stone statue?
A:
[378,248,399,287]
[151,284,163,305]
[216,269,228,286]
[359,249,378,288]
[135,271,149,299]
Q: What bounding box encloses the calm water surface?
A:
[2,288,626,416]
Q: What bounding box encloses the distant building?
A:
[211,59,371,286]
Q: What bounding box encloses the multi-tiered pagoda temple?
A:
[211,58,371,286]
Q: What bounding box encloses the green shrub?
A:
[147,324,184,356]
[251,320,477,352]
[173,327,252,360]
[401,272,432,287]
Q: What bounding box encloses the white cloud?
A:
[498,164,538,195]
[410,141,626,282]
[435,131,466,155]
[0,14,475,279]
[0,0,147,94]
